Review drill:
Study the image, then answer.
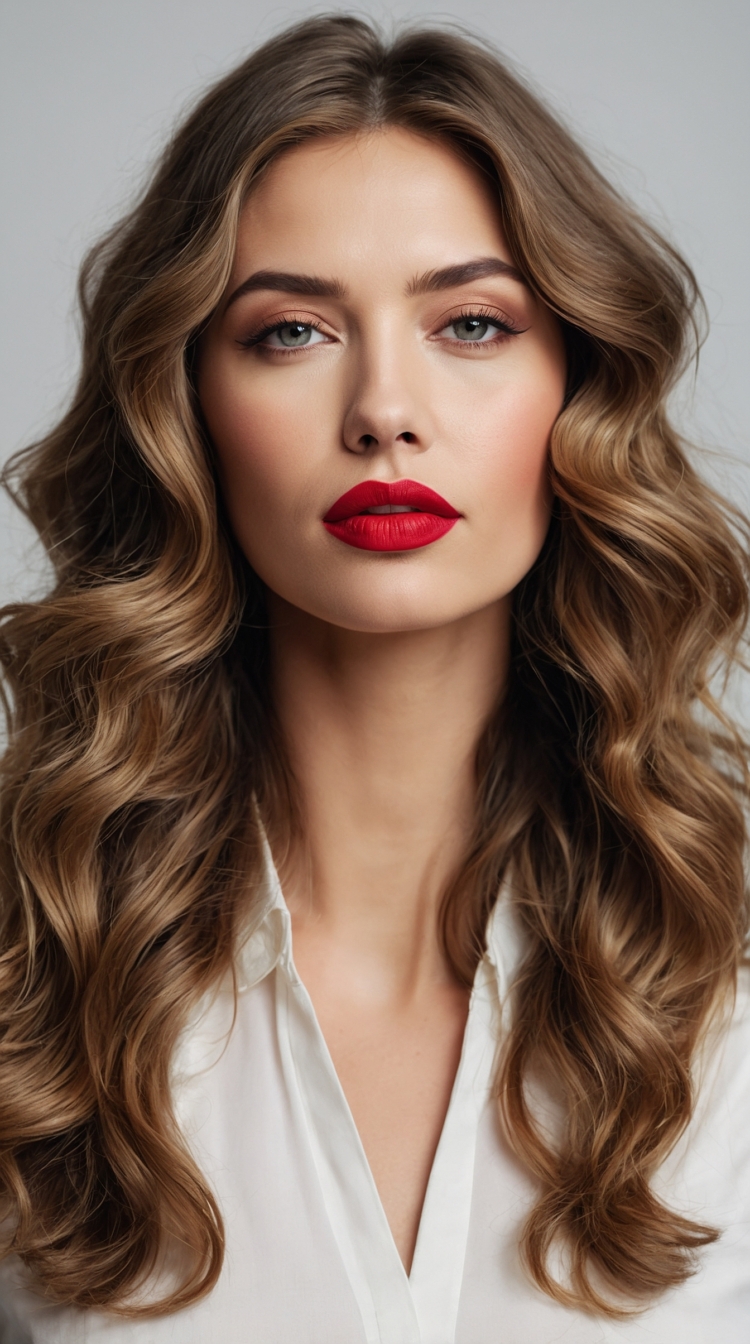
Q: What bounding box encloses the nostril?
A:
[359,434,377,449]
[399,431,416,444]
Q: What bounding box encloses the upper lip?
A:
[324,479,460,522]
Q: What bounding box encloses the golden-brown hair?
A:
[0,12,747,1319]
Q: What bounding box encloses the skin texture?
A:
[199,127,567,1271]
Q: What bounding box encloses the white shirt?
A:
[2,838,750,1343]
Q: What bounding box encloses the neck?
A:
[267,593,510,999]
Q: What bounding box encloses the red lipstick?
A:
[323,480,461,551]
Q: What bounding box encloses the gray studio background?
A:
[2,0,749,708]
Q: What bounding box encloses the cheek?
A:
[451,364,561,527]
[444,358,562,600]
[202,367,324,534]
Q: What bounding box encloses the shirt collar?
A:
[484,876,527,1001]
[235,828,294,991]
[236,831,525,997]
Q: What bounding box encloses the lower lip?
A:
[323,512,458,551]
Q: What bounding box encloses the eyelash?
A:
[237,306,523,354]
[238,316,326,353]
[442,305,522,344]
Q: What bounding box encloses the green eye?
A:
[277,323,313,347]
[451,317,491,341]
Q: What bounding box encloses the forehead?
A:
[234,127,510,276]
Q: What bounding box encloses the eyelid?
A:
[432,304,526,341]
[237,312,335,350]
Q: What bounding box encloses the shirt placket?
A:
[407,958,500,1344]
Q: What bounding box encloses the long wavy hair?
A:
[0,12,747,1320]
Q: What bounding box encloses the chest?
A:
[307,982,470,1270]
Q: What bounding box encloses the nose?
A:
[341,335,433,458]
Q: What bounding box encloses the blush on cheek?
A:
[486,403,555,508]
[201,359,338,528]
[478,396,557,585]
[208,414,291,527]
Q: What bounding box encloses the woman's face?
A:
[199,127,566,632]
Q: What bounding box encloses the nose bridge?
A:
[342,310,430,454]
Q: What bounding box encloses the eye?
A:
[449,317,496,342]
[436,309,522,345]
[239,319,330,352]
[262,322,326,349]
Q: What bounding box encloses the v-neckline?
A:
[276,947,500,1344]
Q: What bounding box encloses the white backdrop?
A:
[2,0,749,619]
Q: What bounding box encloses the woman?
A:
[0,14,748,1343]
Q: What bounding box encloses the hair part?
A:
[0,11,748,1319]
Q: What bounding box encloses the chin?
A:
[321,608,456,635]
[289,578,493,634]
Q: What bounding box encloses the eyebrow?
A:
[225,270,346,309]
[224,256,526,310]
[407,257,526,295]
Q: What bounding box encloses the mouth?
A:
[323,479,461,552]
